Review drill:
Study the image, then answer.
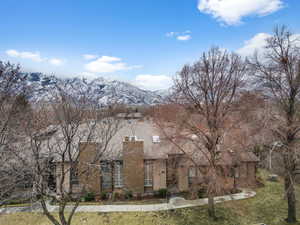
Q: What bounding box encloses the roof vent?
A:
[152,136,160,143]
[124,136,137,141]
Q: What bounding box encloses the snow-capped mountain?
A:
[24,73,166,105]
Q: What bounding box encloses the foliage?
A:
[124,190,133,200]
[1,170,299,225]
[83,192,95,202]
[154,188,168,198]
[100,192,108,201]
[198,188,207,199]
[111,192,121,202]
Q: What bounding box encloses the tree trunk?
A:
[285,175,297,223]
[208,194,216,219]
[59,203,68,225]
[40,198,61,225]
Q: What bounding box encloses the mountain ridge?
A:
[24,72,167,105]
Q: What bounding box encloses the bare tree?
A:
[0,62,30,206]
[249,25,300,223]
[155,47,247,219]
[20,91,122,225]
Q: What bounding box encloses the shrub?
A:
[124,190,133,200]
[155,188,168,198]
[197,188,206,198]
[100,191,108,200]
[83,192,95,202]
[112,192,120,201]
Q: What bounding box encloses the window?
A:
[144,161,153,187]
[70,164,79,185]
[188,167,197,185]
[230,167,239,178]
[152,136,160,143]
[114,161,123,188]
[100,162,112,190]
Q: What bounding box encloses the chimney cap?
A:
[124,136,139,142]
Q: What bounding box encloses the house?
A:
[55,119,259,196]
[116,112,143,120]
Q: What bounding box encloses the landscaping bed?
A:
[1,170,299,225]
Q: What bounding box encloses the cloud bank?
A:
[198,0,284,25]
[133,74,172,91]
[236,32,300,57]
[84,55,141,73]
[6,49,64,66]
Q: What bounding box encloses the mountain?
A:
[24,73,166,105]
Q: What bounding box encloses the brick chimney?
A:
[78,142,101,194]
[123,136,144,194]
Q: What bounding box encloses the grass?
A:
[0,203,32,208]
[0,170,300,225]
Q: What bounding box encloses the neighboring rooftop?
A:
[116,112,143,119]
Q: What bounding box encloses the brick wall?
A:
[78,142,101,194]
[123,138,144,194]
[237,162,257,187]
[177,157,189,192]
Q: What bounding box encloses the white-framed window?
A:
[188,167,197,185]
[100,161,112,190]
[144,160,153,187]
[114,161,123,188]
[152,136,160,143]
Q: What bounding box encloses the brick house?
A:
[55,118,259,196]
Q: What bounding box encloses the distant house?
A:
[54,118,259,196]
[116,112,143,120]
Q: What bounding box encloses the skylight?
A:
[152,136,160,143]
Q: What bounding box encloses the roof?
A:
[102,120,171,160]
[116,112,143,119]
[27,119,259,164]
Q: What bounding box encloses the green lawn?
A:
[1,170,300,225]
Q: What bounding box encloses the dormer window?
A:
[152,136,160,143]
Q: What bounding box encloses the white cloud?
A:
[236,33,271,57]
[49,58,64,66]
[78,72,99,80]
[198,0,284,25]
[85,55,141,73]
[133,74,172,91]
[177,35,192,41]
[166,32,177,37]
[83,54,98,60]
[6,49,44,62]
[6,49,64,66]
[166,31,192,41]
[236,32,300,57]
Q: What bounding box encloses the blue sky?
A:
[0,0,299,90]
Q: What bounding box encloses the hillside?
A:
[24,73,166,105]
